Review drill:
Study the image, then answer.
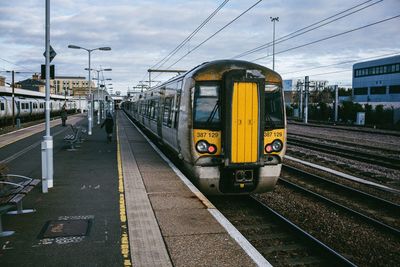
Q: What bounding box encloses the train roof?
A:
[187,59,282,83]
[0,86,72,100]
[139,60,283,99]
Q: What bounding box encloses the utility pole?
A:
[11,71,15,128]
[41,0,52,193]
[304,76,309,124]
[270,17,279,71]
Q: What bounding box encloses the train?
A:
[0,96,76,125]
[122,60,286,195]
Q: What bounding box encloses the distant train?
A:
[122,60,286,195]
[0,96,76,125]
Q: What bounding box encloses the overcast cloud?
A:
[0,0,399,93]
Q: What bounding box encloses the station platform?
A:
[0,111,267,266]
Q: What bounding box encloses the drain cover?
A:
[40,219,92,238]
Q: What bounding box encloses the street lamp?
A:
[85,68,112,124]
[270,17,279,71]
[67,44,111,135]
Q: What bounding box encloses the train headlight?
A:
[196,140,209,153]
[272,139,283,152]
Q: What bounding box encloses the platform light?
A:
[68,44,112,135]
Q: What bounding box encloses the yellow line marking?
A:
[117,123,132,266]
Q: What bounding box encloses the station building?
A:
[352,55,400,107]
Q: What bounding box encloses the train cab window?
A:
[193,84,220,129]
[0,103,4,111]
[265,84,284,129]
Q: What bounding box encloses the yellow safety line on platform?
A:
[117,124,132,267]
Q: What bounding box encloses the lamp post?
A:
[67,44,111,135]
[85,68,111,124]
[270,17,279,71]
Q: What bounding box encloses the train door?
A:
[222,70,265,165]
[16,101,20,117]
[157,88,165,139]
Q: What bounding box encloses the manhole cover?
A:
[39,219,92,238]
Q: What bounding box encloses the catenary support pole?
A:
[304,76,309,124]
[334,85,339,122]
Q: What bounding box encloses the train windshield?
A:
[265,84,284,129]
[193,84,220,129]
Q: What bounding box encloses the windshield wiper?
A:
[206,100,219,124]
[265,112,276,129]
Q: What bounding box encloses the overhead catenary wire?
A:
[140,0,230,84]
[233,0,382,59]
[162,0,263,72]
[252,14,400,62]
[0,57,36,72]
[281,51,400,76]
[150,0,230,71]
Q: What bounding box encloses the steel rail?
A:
[288,132,400,155]
[287,138,400,170]
[249,195,356,266]
[278,177,400,237]
[287,120,400,137]
[283,165,400,212]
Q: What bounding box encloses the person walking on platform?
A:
[61,105,67,126]
[101,112,114,142]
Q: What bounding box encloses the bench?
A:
[64,125,86,150]
[0,174,40,237]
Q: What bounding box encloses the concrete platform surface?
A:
[0,111,266,267]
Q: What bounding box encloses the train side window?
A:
[154,101,159,120]
[149,100,156,119]
[163,97,173,127]
[0,103,4,111]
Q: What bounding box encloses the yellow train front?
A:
[123,60,286,195]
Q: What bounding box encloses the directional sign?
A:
[43,45,57,63]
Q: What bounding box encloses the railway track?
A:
[281,165,400,237]
[209,195,355,267]
[288,132,400,155]
[287,120,400,137]
[287,136,400,170]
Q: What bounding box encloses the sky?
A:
[0,0,399,95]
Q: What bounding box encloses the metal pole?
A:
[11,71,15,128]
[41,0,52,192]
[272,19,275,71]
[97,70,100,125]
[88,51,92,135]
[334,85,339,122]
[149,72,151,88]
[299,81,303,119]
[304,76,309,124]
[270,17,279,71]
